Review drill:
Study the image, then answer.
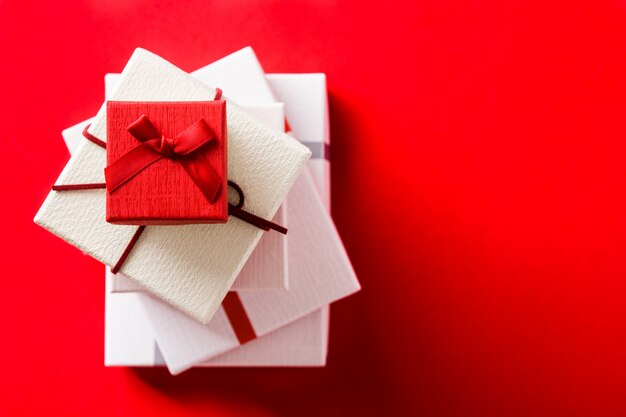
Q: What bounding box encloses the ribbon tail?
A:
[228,204,288,234]
[104,141,164,193]
[179,155,223,203]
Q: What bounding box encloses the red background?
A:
[2,1,626,416]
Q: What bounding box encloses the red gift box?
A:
[105,101,228,225]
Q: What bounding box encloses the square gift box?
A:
[35,48,311,323]
[105,100,228,225]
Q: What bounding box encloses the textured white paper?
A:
[35,48,311,323]
[62,118,93,156]
[190,47,274,106]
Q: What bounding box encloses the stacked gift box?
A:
[37,47,360,374]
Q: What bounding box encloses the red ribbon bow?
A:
[104,115,222,203]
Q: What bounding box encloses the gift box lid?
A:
[105,100,229,225]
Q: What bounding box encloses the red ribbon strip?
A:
[222,292,257,344]
[83,125,107,149]
[111,226,145,274]
[228,205,287,234]
[52,183,106,191]
[51,180,287,235]
[105,115,223,203]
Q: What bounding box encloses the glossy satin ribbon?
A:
[105,115,222,203]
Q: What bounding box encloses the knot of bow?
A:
[104,115,222,203]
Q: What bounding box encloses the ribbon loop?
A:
[104,115,222,203]
[226,181,287,235]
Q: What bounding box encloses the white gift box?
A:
[102,70,333,367]
[36,48,311,323]
[145,168,359,374]
[136,66,359,374]
[64,48,301,293]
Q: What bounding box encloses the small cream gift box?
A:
[35,48,311,323]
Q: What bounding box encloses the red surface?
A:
[106,101,227,224]
[2,1,626,416]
